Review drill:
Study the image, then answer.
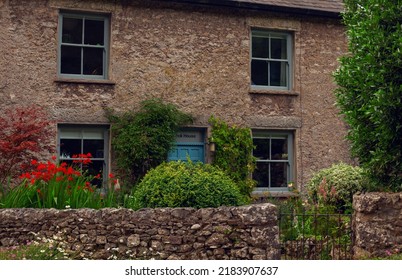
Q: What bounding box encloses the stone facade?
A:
[353,192,402,258]
[0,203,279,260]
[0,0,352,191]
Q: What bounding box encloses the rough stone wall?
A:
[353,193,402,258]
[298,18,353,187]
[0,203,279,260]
[0,0,353,188]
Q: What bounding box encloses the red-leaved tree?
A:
[0,106,55,186]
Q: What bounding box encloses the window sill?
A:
[251,190,299,198]
[55,78,116,85]
[249,87,299,96]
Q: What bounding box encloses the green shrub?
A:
[107,99,193,185]
[128,161,246,209]
[334,0,402,191]
[306,163,366,212]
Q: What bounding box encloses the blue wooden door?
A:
[168,143,205,163]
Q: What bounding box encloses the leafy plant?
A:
[0,155,118,209]
[128,161,246,210]
[107,99,193,185]
[0,242,66,260]
[208,116,256,198]
[305,163,366,213]
[334,0,402,191]
[277,198,353,260]
[0,105,54,186]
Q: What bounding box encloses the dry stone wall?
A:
[353,192,402,258]
[0,203,279,260]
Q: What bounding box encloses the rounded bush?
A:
[306,163,366,212]
[128,161,246,209]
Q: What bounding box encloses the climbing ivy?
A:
[106,99,193,186]
[209,116,256,198]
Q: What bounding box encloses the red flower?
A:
[72,153,93,164]
[108,173,115,179]
[19,172,31,180]
[31,159,38,165]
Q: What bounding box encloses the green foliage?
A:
[128,161,246,210]
[208,116,256,197]
[334,0,402,191]
[0,243,67,260]
[107,99,193,185]
[277,197,352,260]
[0,157,118,209]
[305,163,366,213]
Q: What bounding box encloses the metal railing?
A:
[279,212,353,260]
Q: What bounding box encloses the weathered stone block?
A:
[127,234,140,247]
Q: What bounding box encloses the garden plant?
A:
[334,0,402,191]
[208,116,256,198]
[128,160,246,210]
[107,98,193,186]
[0,154,118,209]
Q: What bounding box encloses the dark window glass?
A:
[60,46,81,74]
[271,138,287,160]
[252,37,269,58]
[60,14,107,78]
[84,19,104,45]
[83,48,103,75]
[270,162,287,188]
[253,133,292,189]
[62,17,83,44]
[60,139,81,158]
[253,162,269,188]
[253,138,270,160]
[271,38,287,59]
[251,60,268,86]
[83,139,104,158]
[251,31,290,89]
[270,61,287,87]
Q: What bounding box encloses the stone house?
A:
[0,0,352,197]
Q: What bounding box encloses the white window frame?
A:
[58,12,110,80]
[252,130,294,192]
[251,29,293,90]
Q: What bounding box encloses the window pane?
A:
[253,138,270,159]
[253,162,269,188]
[251,60,268,86]
[61,46,81,74]
[270,162,288,188]
[83,47,103,75]
[60,139,81,158]
[84,19,104,45]
[270,61,287,87]
[271,138,288,160]
[252,36,269,58]
[271,37,287,59]
[83,139,104,158]
[62,17,83,44]
[87,160,104,187]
